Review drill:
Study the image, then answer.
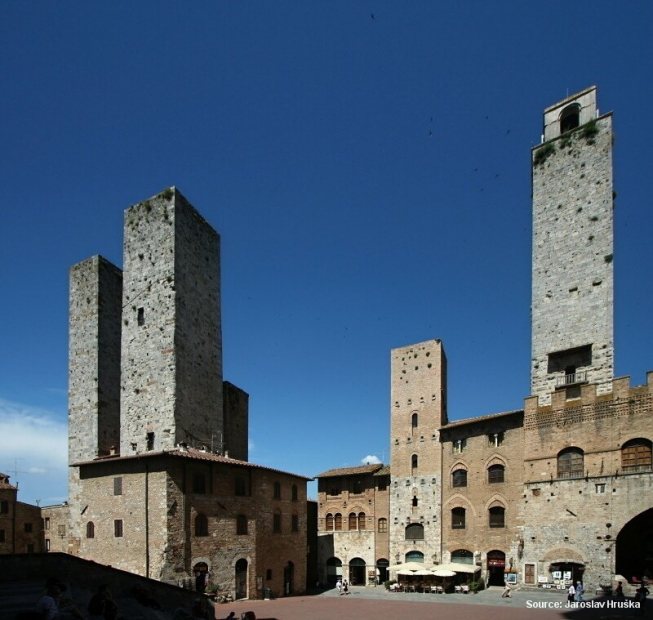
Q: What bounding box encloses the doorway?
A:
[235,559,248,599]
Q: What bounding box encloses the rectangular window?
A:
[377,478,387,491]
[193,474,207,494]
[378,518,388,533]
[488,432,504,447]
[114,519,123,538]
[273,482,281,499]
[292,514,299,532]
[237,515,248,535]
[24,523,33,533]
[137,307,145,326]
[273,513,281,533]
[0,500,8,514]
[146,432,155,451]
[44,517,50,530]
[57,524,66,537]
[235,476,246,496]
[45,538,50,551]
[452,439,467,454]
[113,477,123,496]
[595,483,606,494]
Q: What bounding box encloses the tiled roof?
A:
[441,409,523,430]
[73,447,312,481]
[314,464,383,478]
[0,473,16,489]
[373,465,391,476]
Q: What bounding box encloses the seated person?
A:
[36,581,85,620]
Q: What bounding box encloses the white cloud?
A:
[361,454,382,465]
[0,398,68,505]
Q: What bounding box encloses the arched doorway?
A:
[193,561,208,593]
[377,558,389,585]
[349,557,365,586]
[326,557,342,585]
[235,559,248,599]
[284,561,294,595]
[487,550,505,586]
[616,508,653,580]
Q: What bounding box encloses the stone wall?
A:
[120,188,223,455]
[389,340,446,567]
[531,87,614,404]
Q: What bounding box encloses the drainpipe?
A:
[145,462,150,578]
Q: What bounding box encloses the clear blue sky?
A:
[1,2,652,505]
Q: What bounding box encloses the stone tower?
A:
[68,256,123,464]
[389,339,447,566]
[120,188,223,454]
[531,86,614,405]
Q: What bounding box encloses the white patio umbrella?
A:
[434,569,456,577]
[387,562,428,572]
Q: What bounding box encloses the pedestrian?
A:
[336,579,342,595]
[343,580,349,595]
[575,581,584,602]
[614,581,625,600]
[502,582,512,598]
[635,582,649,616]
[567,582,576,603]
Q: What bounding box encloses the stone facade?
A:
[315,464,390,586]
[0,473,43,554]
[389,340,447,568]
[61,188,309,598]
[531,86,614,405]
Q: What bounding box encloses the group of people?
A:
[566,581,585,602]
[335,579,350,595]
[35,580,118,620]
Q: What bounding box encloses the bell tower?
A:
[531,87,614,404]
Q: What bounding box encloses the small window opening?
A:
[146,432,154,450]
[560,104,581,133]
[137,307,145,326]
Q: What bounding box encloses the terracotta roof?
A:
[441,409,523,430]
[0,473,16,490]
[314,464,383,478]
[373,465,391,477]
[73,447,312,481]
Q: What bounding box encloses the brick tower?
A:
[531,87,614,405]
[389,339,447,567]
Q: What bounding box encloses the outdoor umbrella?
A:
[434,569,456,577]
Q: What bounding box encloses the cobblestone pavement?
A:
[214,586,646,620]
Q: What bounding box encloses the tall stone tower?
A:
[120,188,223,454]
[389,339,447,566]
[68,256,123,464]
[531,86,614,405]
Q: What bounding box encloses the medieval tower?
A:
[389,340,447,567]
[531,86,614,405]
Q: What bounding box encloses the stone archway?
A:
[326,557,342,585]
[349,557,366,586]
[487,550,505,586]
[616,507,653,580]
[193,561,208,593]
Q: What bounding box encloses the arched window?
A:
[452,507,465,529]
[237,514,248,535]
[621,439,652,472]
[411,454,418,474]
[86,521,95,539]
[557,447,584,479]
[358,512,366,530]
[195,514,208,537]
[405,550,424,563]
[291,484,298,501]
[349,512,357,530]
[326,513,334,530]
[488,464,505,484]
[334,513,342,531]
[405,523,424,540]
[560,104,581,133]
[378,518,387,533]
[452,469,467,487]
[489,506,505,528]
[411,413,418,429]
[451,549,474,564]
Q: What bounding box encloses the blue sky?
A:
[1,2,652,505]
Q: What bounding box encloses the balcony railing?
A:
[556,371,588,387]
